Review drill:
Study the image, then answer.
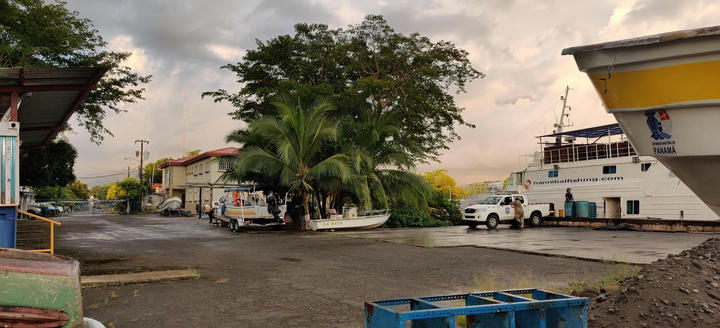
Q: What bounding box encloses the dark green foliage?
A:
[89,184,109,199]
[384,189,462,227]
[0,0,151,143]
[33,185,77,200]
[384,207,451,228]
[204,15,482,163]
[428,190,463,226]
[20,139,77,187]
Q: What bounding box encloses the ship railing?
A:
[539,141,636,165]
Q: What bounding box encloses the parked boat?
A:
[308,209,390,231]
[158,196,183,216]
[215,186,286,231]
[562,25,720,216]
[501,87,719,221]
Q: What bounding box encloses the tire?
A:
[530,211,542,227]
[486,214,499,230]
[467,222,479,229]
[271,225,283,231]
[230,220,238,232]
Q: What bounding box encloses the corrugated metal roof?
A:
[158,147,240,169]
[562,25,720,55]
[537,123,624,139]
[0,67,107,148]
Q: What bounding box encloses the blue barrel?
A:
[564,202,575,217]
[588,202,597,218]
[576,201,590,218]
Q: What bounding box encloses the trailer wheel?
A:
[486,214,499,230]
[530,211,542,227]
[467,222,479,229]
[230,219,238,232]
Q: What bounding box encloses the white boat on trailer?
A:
[308,209,390,231]
[212,186,287,231]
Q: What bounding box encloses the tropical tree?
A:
[423,169,467,200]
[224,96,351,230]
[204,15,481,164]
[346,110,432,211]
[67,180,89,199]
[20,139,77,187]
[1,0,151,143]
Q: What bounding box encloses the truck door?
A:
[514,195,526,218]
[500,196,513,220]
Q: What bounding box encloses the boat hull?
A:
[308,214,390,231]
[564,27,720,216]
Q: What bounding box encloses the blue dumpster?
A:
[589,202,597,218]
[365,288,589,328]
[564,201,576,217]
[0,206,17,248]
[576,201,590,217]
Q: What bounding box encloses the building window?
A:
[219,158,232,171]
[603,165,617,174]
[626,200,640,214]
[641,163,651,172]
[198,163,204,175]
[547,170,558,178]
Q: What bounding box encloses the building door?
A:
[604,197,621,219]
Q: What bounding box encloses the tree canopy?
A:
[0,0,151,143]
[20,139,77,187]
[204,15,482,163]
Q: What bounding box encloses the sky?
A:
[63,0,720,187]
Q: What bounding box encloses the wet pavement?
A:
[52,214,640,327]
[334,226,720,264]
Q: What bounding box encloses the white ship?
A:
[504,88,720,222]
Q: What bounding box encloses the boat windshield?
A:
[480,196,502,205]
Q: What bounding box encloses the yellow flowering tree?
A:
[422,169,467,200]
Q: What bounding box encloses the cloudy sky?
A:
[64,0,720,187]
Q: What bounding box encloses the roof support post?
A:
[9,90,18,122]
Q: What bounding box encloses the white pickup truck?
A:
[462,194,552,229]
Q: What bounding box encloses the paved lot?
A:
[51,214,682,327]
[335,226,720,264]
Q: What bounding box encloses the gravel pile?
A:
[590,238,720,327]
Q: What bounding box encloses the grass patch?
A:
[567,263,641,294]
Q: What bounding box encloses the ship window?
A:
[641,163,651,172]
[603,165,617,174]
[626,200,640,214]
[548,170,558,178]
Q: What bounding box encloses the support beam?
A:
[9,91,18,122]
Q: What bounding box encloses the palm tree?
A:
[347,110,432,211]
[227,96,351,230]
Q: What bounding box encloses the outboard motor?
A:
[267,193,282,220]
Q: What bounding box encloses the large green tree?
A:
[0,0,151,143]
[20,139,77,186]
[204,15,481,163]
[223,96,351,230]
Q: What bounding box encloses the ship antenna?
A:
[554,86,573,144]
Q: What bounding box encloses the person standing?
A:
[512,197,524,229]
[565,188,574,202]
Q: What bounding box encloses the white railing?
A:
[541,142,636,165]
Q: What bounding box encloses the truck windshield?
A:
[480,196,503,204]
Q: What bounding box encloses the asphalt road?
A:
[53,214,654,327]
[334,225,720,264]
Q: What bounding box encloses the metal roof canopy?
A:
[536,123,624,139]
[0,67,106,148]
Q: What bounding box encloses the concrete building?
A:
[158,147,239,214]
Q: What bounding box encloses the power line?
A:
[78,169,140,180]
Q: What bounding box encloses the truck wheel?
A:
[486,214,499,230]
[530,211,542,227]
[467,222,479,229]
[230,220,238,232]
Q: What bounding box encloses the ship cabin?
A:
[533,123,636,167]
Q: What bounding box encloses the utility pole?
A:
[127,166,130,177]
[135,139,149,211]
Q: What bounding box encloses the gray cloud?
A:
[61,0,714,187]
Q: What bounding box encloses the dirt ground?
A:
[54,214,639,327]
[590,238,720,328]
